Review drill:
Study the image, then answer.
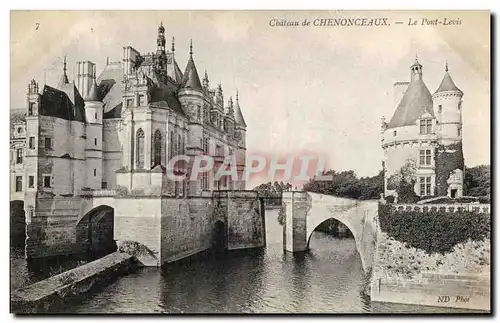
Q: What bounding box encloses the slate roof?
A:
[180,55,203,91]
[39,85,86,123]
[86,79,101,102]
[234,99,247,127]
[97,64,124,118]
[150,87,185,116]
[387,78,434,129]
[173,59,183,83]
[435,72,463,95]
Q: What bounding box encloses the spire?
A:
[180,42,202,91]
[85,66,100,102]
[434,62,463,95]
[157,21,166,53]
[171,36,175,52]
[189,39,193,56]
[57,55,70,88]
[234,90,247,128]
[227,96,235,118]
[202,70,209,89]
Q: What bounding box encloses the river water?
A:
[11,209,477,314]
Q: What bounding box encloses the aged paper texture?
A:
[10,10,490,314]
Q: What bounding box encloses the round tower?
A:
[84,66,104,190]
[234,90,247,189]
[432,62,465,198]
[177,40,205,196]
[432,62,464,145]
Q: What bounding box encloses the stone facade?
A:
[381,59,465,199]
[371,231,490,311]
[10,23,254,262]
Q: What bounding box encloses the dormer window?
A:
[393,130,397,137]
[420,119,432,134]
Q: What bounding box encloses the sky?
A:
[10,10,490,188]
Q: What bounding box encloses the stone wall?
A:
[371,231,490,311]
[159,191,265,264]
[21,190,266,267]
[225,191,265,250]
[26,197,83,259]
[11,252,141,313]
[160,197,214,264]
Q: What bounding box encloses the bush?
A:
[378,203,490,254]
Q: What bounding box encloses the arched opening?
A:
[136,128,145,169]
[212,220,227,254]
[306,217,356,250]
[10,200,25,247]
[76,205,116,260]
[153,129,162,167]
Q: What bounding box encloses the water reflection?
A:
[11,209,482,314]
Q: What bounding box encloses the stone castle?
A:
[11,22,247,213]
[382,58,465,199]
[9,23,264,265]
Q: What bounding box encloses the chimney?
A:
[75,61,96,99]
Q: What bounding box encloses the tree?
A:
[464,165,490,199]
[252,181,292,207]
[386,159,419,203]
[303,169,383,200]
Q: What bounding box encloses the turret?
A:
[233,91,247,190]
[234,90,247,148]
[432,62,463,144]
[84,66,104,189]
[410,55,423,81]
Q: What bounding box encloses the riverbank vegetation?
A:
[303,170,383,200]
[378,203,490,255]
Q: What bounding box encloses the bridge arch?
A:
[76,205,116,259]
[306,216,357,250]
[283,191,378,272]
[10,200,25,247]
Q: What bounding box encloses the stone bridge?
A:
[282,191,379,272]
[22,190,266,267]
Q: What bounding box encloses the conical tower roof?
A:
[387,59,434,129]
[180,40,203,91]
[85,67,101,102]
[234,91,247,128]
[434,63,463,95]
[86,79,101,102]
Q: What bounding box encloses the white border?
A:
[2,1,498,322]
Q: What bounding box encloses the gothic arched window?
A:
[178,134,182,155]
[136,128,145,169]
[169,131,174,160]
[153,130,162,167]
